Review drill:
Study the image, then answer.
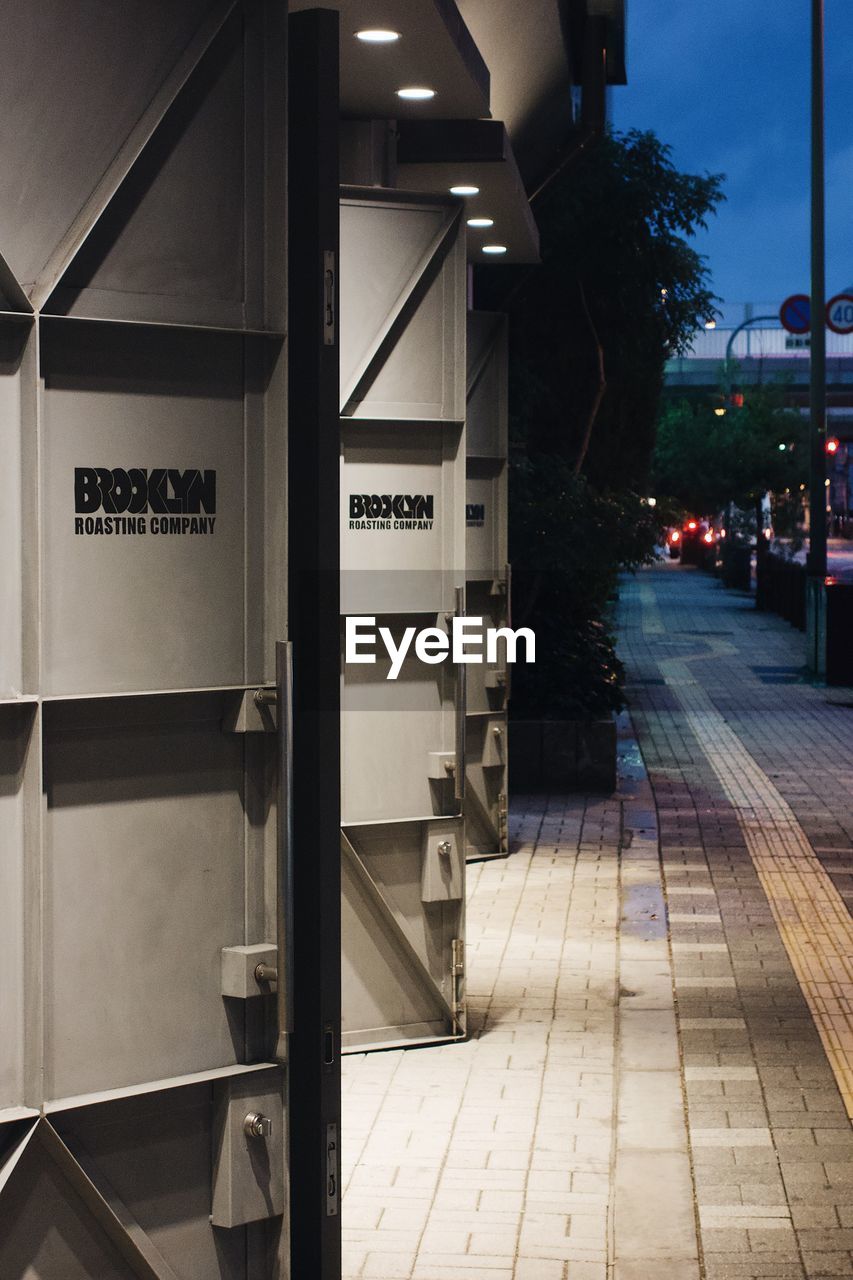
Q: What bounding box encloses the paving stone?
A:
[341,570,853,1280]
[617,568,853,1277]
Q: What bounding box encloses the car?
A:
[680,518,716,566]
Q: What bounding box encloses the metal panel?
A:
[340,194,466,421]
[464,580,509,717]
[341,422,463,615]
[0,707,35,1113]
[42,694,252,1099]
[46,12,267,332]
[341,824,463,1050]
[0,5,291,1274]
[212,1071,286,1229]
[39,324,249,695]
[466,461,506,580]
[339,192,467,1050]
[341,615,458,825]
[53,1082,276,1279]
[0,0,224,298]
[0,325,28,696]
[0,1129,140,1280]
[339,200,448,405]
[466,311,508,459]
[465,314,509,861]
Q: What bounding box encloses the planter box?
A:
[509,718,617,793]
[721,543,752,592]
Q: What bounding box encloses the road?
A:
[782,537,853,581]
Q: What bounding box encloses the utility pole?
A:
[806,0,827,674]
[808,0,827,579]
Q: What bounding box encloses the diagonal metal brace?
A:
[34,1119,181,1280]
[341,203,462,414]
[340,829,457,1030]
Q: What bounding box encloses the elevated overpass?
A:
[665,325,853,413]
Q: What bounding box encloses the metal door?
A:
[465,313,510,860]
[339,192,467,1050]
[0,5,292,1276]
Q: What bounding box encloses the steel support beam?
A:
[287,10,342,1278]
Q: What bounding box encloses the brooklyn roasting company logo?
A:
[348,493,434,531]
[466,503,485,527]
[73,467,217,536]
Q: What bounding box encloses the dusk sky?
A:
[614,0,853,323]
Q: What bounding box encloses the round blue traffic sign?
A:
[780,293,811,335]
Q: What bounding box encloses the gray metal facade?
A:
[0,3,290,1275]
[464,313,509,861]
[339,192,468,1050]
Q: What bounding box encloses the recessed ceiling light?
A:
[356,29,401,43]
[397,86,435,100]
[450,184,479,197]
[482,244,507,255]
[467,217,494,228]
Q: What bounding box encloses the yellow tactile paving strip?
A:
[658,650,853,1118]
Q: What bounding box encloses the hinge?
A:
[498,793,508,853]
[451,937,465,1034]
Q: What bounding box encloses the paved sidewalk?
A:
[340,563,853,1280]
[341,721,700,1280]
[619,564,853,1280]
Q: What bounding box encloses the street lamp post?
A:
[806,0,827,675]
[808,0,827,581]
[721,315,778,393]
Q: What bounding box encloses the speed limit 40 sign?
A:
[827,293,853,334]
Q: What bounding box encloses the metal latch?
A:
[498,793,508,852]
[323,250,336,345]
[451,938,465,1032]
[243,1112,273,1139]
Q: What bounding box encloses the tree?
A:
[479,129,724,489]
[476,129,724,719]
[653,382,808,530]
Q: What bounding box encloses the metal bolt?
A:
[244,1112,273,1139]
[492,725,502,737]
[444,759,456,774]
[254,962,278,985]
[437,840,452,858]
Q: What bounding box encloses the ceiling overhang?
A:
[587,0,627,85]
[396,120,539,265]
[289,0,490,120]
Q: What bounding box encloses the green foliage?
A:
[479,128,724,490]
[652,382,808,517]
[509,460,666,719]
[477,128,724,720]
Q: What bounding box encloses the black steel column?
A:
[580,14,608,134]
[287,10,341,1278]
